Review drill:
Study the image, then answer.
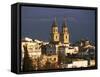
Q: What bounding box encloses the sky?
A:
[21,6,96,43]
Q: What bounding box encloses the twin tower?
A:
[50,18,70,44]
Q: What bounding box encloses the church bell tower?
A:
[61,18,69,44]
[50,18,60,44]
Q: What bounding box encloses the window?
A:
[35,47,37,49]
[55,29,58,32]
[54,58,56,61]
[64,29,67,32]
[56,36,58,39]
[66,36,67,39]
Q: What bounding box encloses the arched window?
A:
[54,58,56,61]
[66,36,67,39]
[56,36,58,39]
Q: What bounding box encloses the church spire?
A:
[51,17,60,44]
[52,17,58,27]
[62,17,68,28]
[62,17,69,33]
[61,17,70,44]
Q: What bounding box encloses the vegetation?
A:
[23,45,35,72]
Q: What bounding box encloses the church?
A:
[45,17,73,55]
[50,17,70,45]
[44,17,79,65]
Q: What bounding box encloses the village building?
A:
[21,18,95,71]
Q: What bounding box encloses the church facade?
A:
[45,18,71,55]
[50,17,70,44]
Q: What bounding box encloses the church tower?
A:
[61,18,69,44]
[50,18,60,44]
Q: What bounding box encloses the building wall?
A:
[22,41,42,59]
[58,46,79,55]
[67,60,88,68]
[43,55,58,63]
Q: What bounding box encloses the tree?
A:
[23,45,34,72]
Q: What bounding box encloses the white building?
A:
[90,60,95,66]
[26,41,41,59]
[72,60,88,68]
[21,38,42,60]
[58,46,79,56]
[67,60,88,68]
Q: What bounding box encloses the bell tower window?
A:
[66,36,67,39]
[56,36,58,39]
